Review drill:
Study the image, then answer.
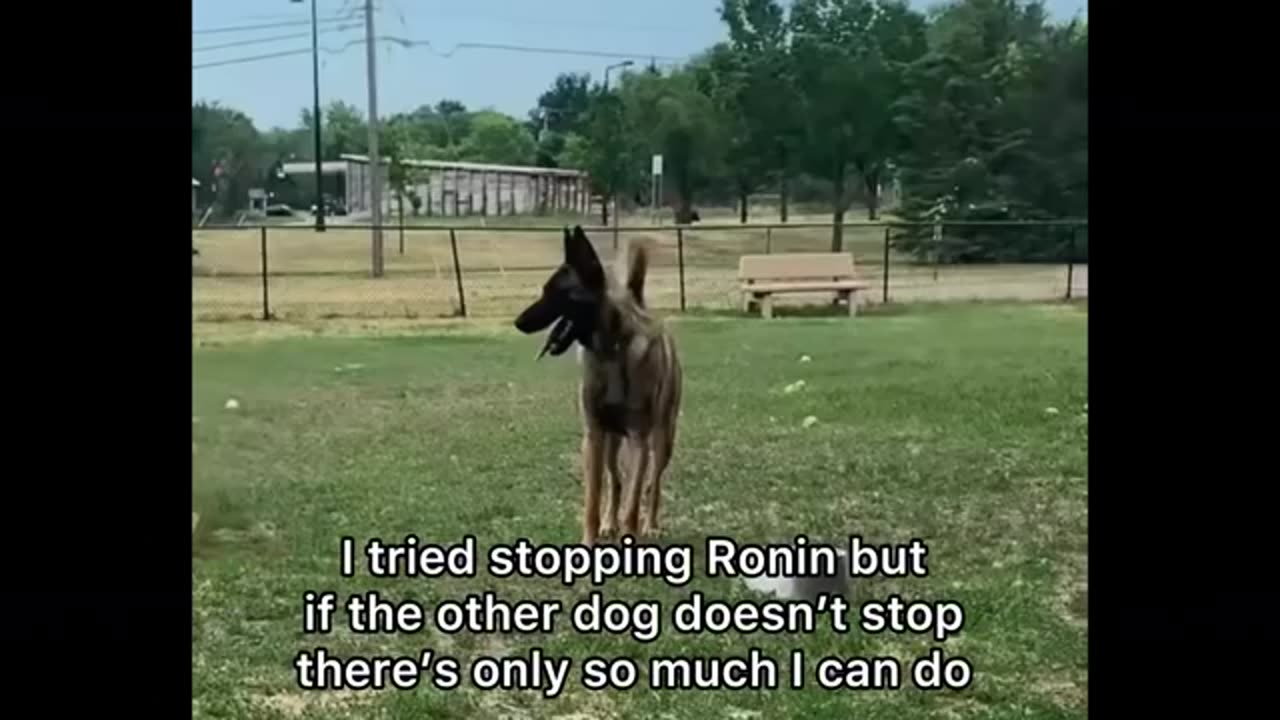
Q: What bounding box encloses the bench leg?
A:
[836,290,857,317]
[761,294,773,319]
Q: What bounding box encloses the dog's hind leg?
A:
[581,427,605,546]
[599,433,624,540]
[620,434,651,536]
[644,346,681,539]
[642,426,674,539]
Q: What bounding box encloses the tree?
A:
[790,0,927,249]
[459,111,537,166]
[383,110,461,162]
[384,105,451,157]
[579,84,640,225]
[557,132,593,171]
[382,121,430,216]
[1000,17,1087,219]
[260,126,311,162]
[529,73,594,167]
[893,0,1080,262]
[377,100,474,162]
[697,43,770,223]
[620,68,725,224]
[718,0,803,221]
[299,100,368,159]
[432,100,473,149]
[192,101,267,217]
[851,1,928,221]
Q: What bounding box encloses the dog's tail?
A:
[626,239,651,306]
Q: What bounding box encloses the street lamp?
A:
[603,60,633,91]
[292,0,325,232]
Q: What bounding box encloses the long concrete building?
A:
[279,154,592,218]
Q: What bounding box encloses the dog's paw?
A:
[639,523,662,540]
[598,523,617,541]
[619,510,642,538]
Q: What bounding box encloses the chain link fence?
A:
[192,220,1088,322]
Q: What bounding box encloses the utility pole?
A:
[364,0,384,277]
[292,0,325,232]
[602,60,633,237]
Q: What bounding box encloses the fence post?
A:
[1065,226,1075,300]
[612,202,620,252]
[449,229,467,317]
[932,219,941,282]
[765,226,772,254]
[677,227,686,312]
[398,194,405,256]
[259,226,271,320]
[882,226,891,304]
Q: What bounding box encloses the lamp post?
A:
[292,0,325,232]
[601,60,633,232]
[603,60,632,93]
[603,60,632,91]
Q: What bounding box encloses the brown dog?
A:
[514,226,682,545]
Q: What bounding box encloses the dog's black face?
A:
[514,226,605,358]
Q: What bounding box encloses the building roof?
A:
[340,154,586,177]
[279,160,353,175]
[277,156,588,178]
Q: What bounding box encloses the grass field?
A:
[192,301,1088,719]
[192,216,1087,322]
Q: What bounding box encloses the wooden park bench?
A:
[738,252,871,319]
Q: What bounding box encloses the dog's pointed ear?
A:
[565,225,604,292]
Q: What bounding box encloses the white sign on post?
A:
[649,155,664,223]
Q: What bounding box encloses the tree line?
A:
[193,0,1086,262]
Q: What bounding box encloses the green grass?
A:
[192,301,1087,719]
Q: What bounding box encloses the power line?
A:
[192,38,368,69]
[192,14,359,36]
[385,37,684,63]
[194,35,684,70]
[193,47,317,69]
[193,23,361,53]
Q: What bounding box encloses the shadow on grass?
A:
[192,477,251,557]
[682,303,859,321]
[682,297,1086,321]
[683,301,925,320]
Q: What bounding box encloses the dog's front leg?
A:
[621,434,651,536]
[581,427,605,546]
[599,433,624,540]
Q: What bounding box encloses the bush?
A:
[892,202,1083,264]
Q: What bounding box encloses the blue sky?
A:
[192,0,1087,131]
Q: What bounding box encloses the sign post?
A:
[651,154,663,224]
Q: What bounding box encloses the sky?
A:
[191,0,1087,131]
